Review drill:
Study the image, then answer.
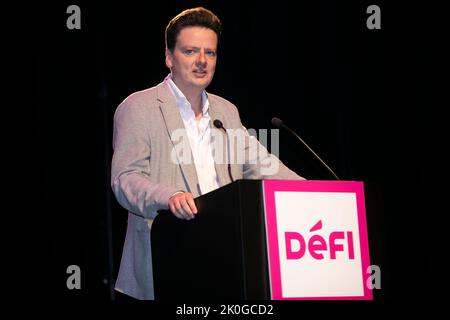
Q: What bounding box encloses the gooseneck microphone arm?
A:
[213,119,234,183]
[271,117,341,180]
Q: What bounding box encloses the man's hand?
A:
[168,192,198,220]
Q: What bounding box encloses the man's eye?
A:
[183,49,196,55]
[205,51,217,57]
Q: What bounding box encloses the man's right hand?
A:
[168,192,198,220]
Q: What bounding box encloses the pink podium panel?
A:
[263,180,372,300]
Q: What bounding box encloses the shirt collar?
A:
[165,74,210,116]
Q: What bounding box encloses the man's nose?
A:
[196,50,207,67]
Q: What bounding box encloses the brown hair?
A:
[165,7,222,52]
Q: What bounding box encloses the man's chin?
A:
[192,79,212,89]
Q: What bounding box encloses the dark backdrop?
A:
[11,0,445,302]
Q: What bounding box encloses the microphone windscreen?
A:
[271,117,283,128]
[213,119,223,129]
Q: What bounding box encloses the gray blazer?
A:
[111,81,302,299]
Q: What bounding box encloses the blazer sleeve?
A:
[111,99,179,219]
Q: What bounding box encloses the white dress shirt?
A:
[165,75,220,195]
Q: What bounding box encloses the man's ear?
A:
[165,48,173,69]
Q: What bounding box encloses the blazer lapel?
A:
[156,83,200,195]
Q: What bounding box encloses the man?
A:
[111,7,303,300]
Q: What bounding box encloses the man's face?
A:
[166,26,218,93]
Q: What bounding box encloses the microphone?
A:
[213,119,234,183]
[271,117,341,180]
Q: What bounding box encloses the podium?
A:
[151,179,372,300]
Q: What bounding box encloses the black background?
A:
[10,0,445,306]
